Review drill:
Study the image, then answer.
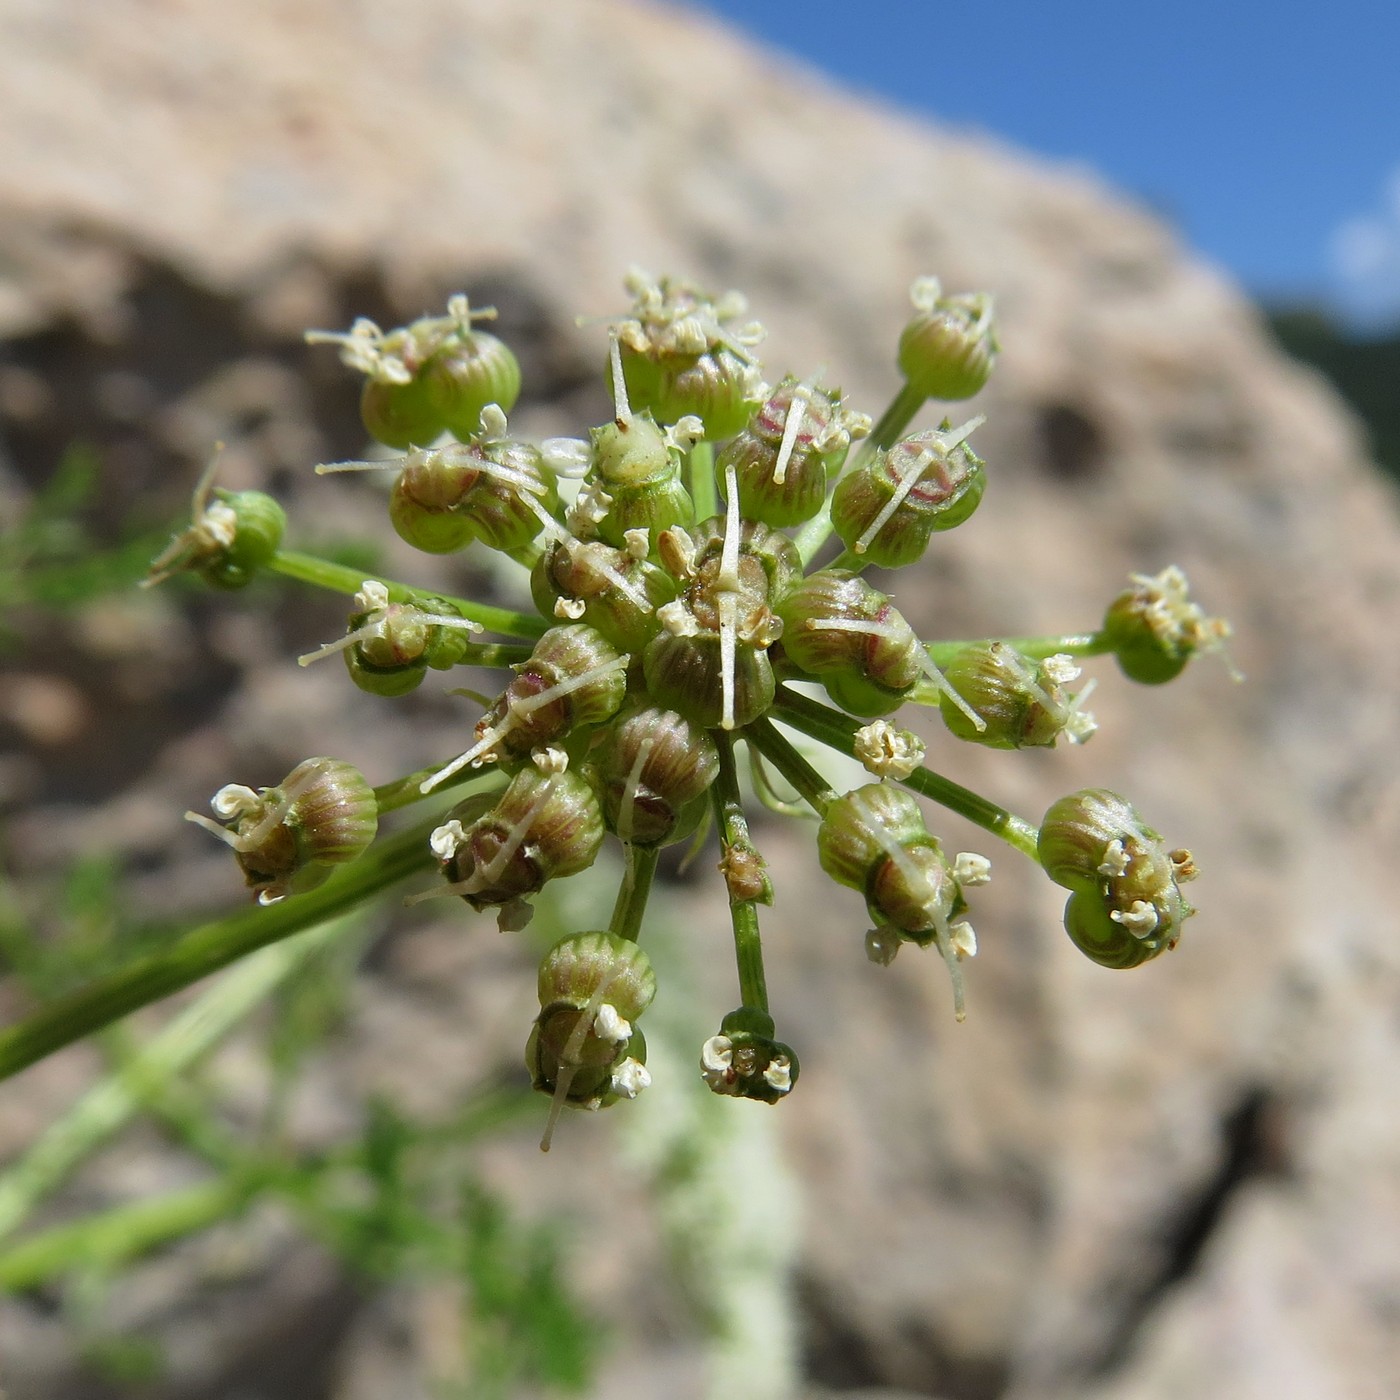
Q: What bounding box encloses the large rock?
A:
[2,1,1398,1397]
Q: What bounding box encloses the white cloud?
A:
[1328,165,1400,328]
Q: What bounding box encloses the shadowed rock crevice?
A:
[1084,1084,1292,1381]
[1035,401,1107,483]
[800,1276,885,1389]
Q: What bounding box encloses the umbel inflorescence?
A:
[155,269,1230,1148]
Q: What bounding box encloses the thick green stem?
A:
[743,718,836,817]
[795,378,927,566]
[770,687,1042,860]
[925,632,1110,667]
[866,378,935,454]
[711,733,769,1013]
[688,439,717,523]
[269,549,548,638]
[0,815,442,1084]
[608,845,660,943]
[0,914,364,1244]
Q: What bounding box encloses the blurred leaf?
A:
[455,1182,599,1395]
[81,1332,167,1386]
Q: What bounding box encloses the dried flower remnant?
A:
[853,720,926,779]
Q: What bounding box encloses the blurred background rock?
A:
[1,1,1398,1398]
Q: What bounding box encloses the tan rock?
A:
[2,2,1398,1398]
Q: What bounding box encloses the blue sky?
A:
[680,0,1400,328]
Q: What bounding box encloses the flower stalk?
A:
[0,815,442,1082]
[269,548,549,638]
[744,716,836,818]
[609,845,661,943]
[771,686,1042,860]
[712,732,770,1015]
[688,438,718,524]
[925,631,1109,668]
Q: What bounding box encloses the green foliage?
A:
[1267,305,1400,484]
[304,1097,600,1396]
[0,440,385,658]
[81,1333,167,1387]
[0,854,170,998]
[451,1182,599,1396]
[0,446,166,648]
[0,853,604,1398]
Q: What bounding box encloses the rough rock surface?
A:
[2,1,1399,1398]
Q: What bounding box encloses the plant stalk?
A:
[711,733,769,1013]
[743,718,836,817]
[795,377,927,565]
[0,1085,537,1291]
[608,845,660,943]
[0,815,442,1084]
[925,632,1109,667]
[269,549,549,638]
[688,439,717,523]
[0,914,362,1243]
[0,1177,256,1292]
[770,687,1041,860]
